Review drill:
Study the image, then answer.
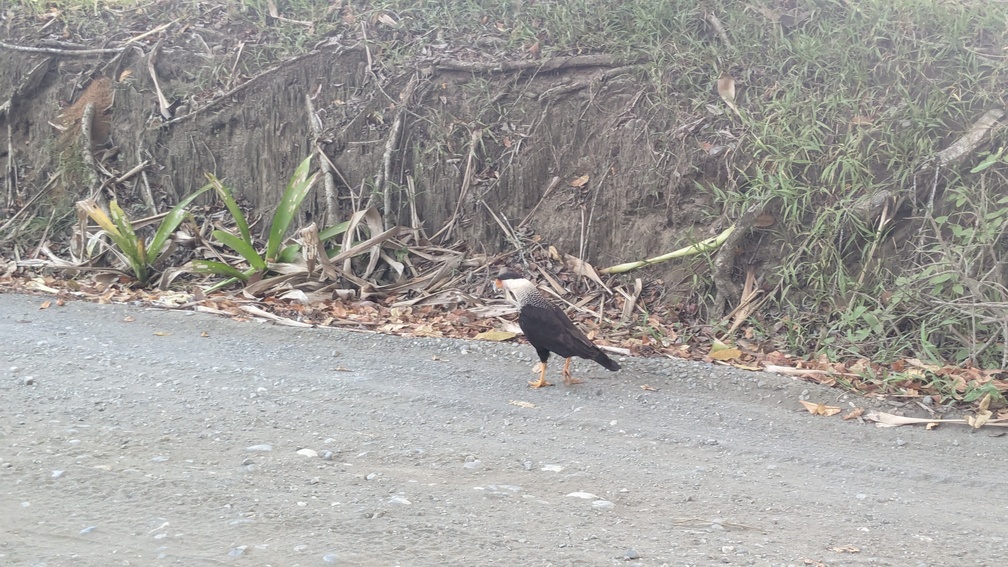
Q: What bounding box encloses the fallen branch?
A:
[865,411,1008,429]
[432,54,644,74]
[0,40,124,56]
[538,65,637,102]
[933,108,1004,167]
[600,225,736,274]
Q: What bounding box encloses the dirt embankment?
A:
[0,4,709,277]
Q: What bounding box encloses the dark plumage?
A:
[495,268,620,388]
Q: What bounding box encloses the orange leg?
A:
[529,361,553,388]
[561,358,585,385]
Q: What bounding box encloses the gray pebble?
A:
[227,546,246,557]
[246,444,272,452]
[21,376,35,385]
[366,472,377,480]
[592,499,615,510]
[623,548,641,560]
[79,526,97,535]
[51,470,64,479]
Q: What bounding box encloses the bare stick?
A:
[372,73,420,229]
[934,109,1004,167]
[433,127,482,242]
[0,40,124,56]
[159,52,318,128]
[433,54,644,73]
[305,88,339,226]
[5,120,14,208]
[80,103,102,196]
[705,12,734,52]
[147,40,172,120]
[405,175,426,242]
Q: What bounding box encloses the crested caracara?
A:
[495,268,620,388]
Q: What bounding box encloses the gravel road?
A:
[1,292,1005,566]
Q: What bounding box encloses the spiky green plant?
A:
[77,185,210,285]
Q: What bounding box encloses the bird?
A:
[494,267,620,388]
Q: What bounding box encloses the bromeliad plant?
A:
[76,185,211,285]
[191,155,320,283]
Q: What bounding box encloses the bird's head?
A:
[494,267,526,290]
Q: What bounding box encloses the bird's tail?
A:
[594,350,621,371]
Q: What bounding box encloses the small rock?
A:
[623,548,641,560]
[51,470,64,479]
[591,500,615,510]
[227,546,246,557]
[566,491,598,499]
[388,495,411,505]
[321,450,336,461]
[541,464,564,472]
[246,444,272,452]
[150,455,169,462]
[896,438,907,447]
[296,448,318,458]
[79,526,97,535]
[366,473,378,480]
[21,376,35,386]
[463,459,482,470]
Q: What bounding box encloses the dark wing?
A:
[518,303,600,360]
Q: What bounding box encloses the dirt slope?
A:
[1,292,1005,566]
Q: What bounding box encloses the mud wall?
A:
[2,43,715,275]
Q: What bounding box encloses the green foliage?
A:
[77,185,211,284]
[192,155,328,287]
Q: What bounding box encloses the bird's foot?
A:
[528,377,554,388]
[531,362,544,374]
[562,373,585,385]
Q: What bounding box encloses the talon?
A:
[528,377,554,388]
[561,358,584,385]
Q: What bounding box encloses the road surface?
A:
[0,292,1004,566]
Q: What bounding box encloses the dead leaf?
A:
[640,384,658,391]
[569,174,590,188]
[716,72,741,118]
[474,330,517,341]
[800,400,841,416]
[754,213,775,228]
[842,407,864,420]
[509,400,537,409]
[123,316,135,322]
[153,331,171,336]
[39,300,51,309]
[709,340,741,361]
[377,13,398,27]
[200,331,209,337]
